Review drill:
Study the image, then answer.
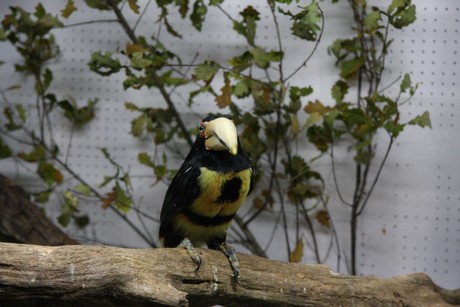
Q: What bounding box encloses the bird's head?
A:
[199,115,238,155]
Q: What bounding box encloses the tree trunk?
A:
[0,173,78,245]
[0,243,458,306]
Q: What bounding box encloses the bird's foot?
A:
[179,237,202,273]
[218,242,240,284]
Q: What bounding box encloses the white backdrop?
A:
[0,0,459,290]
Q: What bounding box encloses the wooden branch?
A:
[0,174,79,245]
[0,243,458,306]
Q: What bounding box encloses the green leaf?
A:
[74,214,90,228]
[37,161,63,187]
[138,152,154,168]
[306,112,322,128]
[159,71,189,86]
[190,0,207,31]
[340,57,365,79]
[57,205,73,227]
[194,61,219,82]
[125,101,140,111]
[384,121,405,137]
[114,182,132,213]
[388,0,416,29]
[17,146,46,162]
[354,149,374,164]
[34,190,52,203]
[0,138,12,159]
[400,73,411,93]
[61,0,77,18]
[0,26,6,41]
[388,0,409,14]
[3,104,27,129]
[131,115,146,137]
[408,111,431,129]
[209,0,224,5]
[228,51,253,72]
[15,104,27,123]
[84,0,113,10]
[331,80,349,104]
[307,125,332,152]
[280,0,321,41]
[88,51,121,76]
[364,10,381,33]
[75,184,91,196]
[251,47,269,69]
[43,68,53,91]
[58,98,97,127]
[130,52,153,69]
[233,79,250,98]
[234,6,260,46]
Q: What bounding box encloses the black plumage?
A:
[159,115,252,279]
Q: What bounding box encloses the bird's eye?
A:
[199,124,205,132]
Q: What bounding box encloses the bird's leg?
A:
[217,242,240,283]
[178,237,202,273]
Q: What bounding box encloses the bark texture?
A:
[0,243,458,306]
[0,173,78,245]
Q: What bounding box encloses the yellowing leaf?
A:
[289,239,304,263]
[126,43,148,55]
[64,190,78,209]
[61,0,77,18]
[128,0,140,14]
[291,114,299,136]
[304,100,330,115]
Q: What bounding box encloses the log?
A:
[0,243,458,306]
[0,173,79,245]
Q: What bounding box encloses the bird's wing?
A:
[160,161,201,227]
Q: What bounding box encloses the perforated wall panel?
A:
[0,0,458,289]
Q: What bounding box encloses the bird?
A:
[159,114,253,282]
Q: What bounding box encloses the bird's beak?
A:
[205,117,238,155]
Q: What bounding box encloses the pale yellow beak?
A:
[204,117,238,155]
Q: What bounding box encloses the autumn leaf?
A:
[126,43,148,55]
[316,210,331,228]
[215,73,232,108]
[252,197,264,209]
[289,238,304,263]
[102,190,116,209]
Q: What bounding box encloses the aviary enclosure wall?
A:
[0,0,458,290]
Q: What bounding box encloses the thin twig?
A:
[357,136,394,216]
[285,5,325,81]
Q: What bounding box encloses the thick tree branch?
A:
[0,243,458,306]
[0,174,78,245]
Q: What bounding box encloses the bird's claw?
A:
[218,242,241,284]
[179,237,202,273]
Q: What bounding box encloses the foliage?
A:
[0,0,430,274]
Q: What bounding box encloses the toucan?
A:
[159,114,253,281]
